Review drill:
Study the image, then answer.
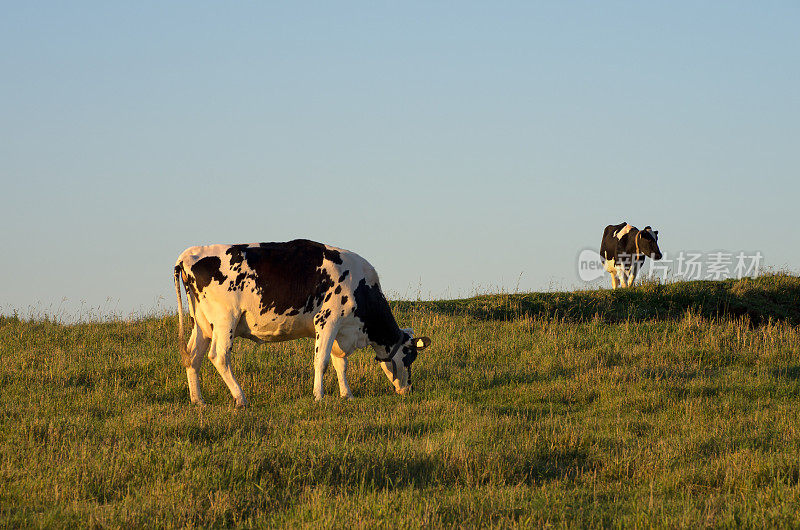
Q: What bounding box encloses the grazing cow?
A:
[599,223,662,288]
[173,239,431,406]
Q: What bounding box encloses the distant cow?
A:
[173,239,431,406]
[599,223,662,288]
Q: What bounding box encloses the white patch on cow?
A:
[613,224,634,239]
[380,361,396,385]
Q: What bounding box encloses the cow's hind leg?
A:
[208,315,248,408]
[186,326,210,405]
[610,272,619,289]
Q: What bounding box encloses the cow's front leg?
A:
[331,342,353,399]
[610,272,619,289]
[313,324,338,402]
[186,326,210,406]
[208,317,248,408]
[627,263,640,287]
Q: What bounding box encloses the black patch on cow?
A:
[341,295,348,305]
[352,278,401,349]
[338,270,349,282]
[327,249,343,264]
[192,256,227,292]
[314,307,334,329]
[334,285,342,294]
[221,240,340,316]
[401,340,417,367]
[226,244,248,269]
[178,264,200,301]
[228,271,248,292]
[307,270,335,312]
[259,240,342,265]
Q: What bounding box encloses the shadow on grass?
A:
[482,367,577,389]
[355,421,442,440]
[641,366,718,382]
[252,447,593,491]
[666,384,720,400]
[773,365,800,381]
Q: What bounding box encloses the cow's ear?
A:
[654,230,659,236]
[644,225,652,231]
[415,337,431,351]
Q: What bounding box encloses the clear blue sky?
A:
[2,2,798,318]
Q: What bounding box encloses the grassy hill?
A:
[398,273,800,325]
[1,274,799,527]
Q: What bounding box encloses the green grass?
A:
[1,274,800,527]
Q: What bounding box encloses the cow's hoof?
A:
[234,398,248,409]
[340,394,353,400]
[314,394,324,402]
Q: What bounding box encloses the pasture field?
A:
[1,274,800,528]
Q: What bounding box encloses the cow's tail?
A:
[174,264,191,368]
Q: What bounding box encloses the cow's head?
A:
[639,226,662,260]
[377,329,431,395]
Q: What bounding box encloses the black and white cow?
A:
[599,223,662,289]
[173,239,431,406]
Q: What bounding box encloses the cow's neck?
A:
[374,340,403,362]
